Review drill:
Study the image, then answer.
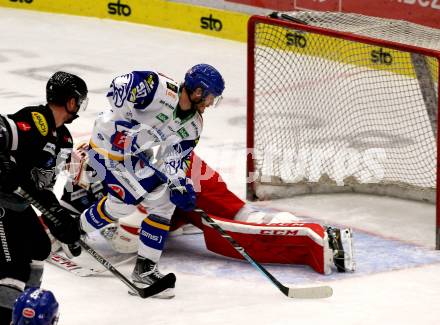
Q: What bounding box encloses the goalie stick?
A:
[15,187,176,299]
[133,143,333,299]
[46,251,136,277]
[47,251,101,277]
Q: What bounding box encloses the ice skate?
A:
[131,256,175,299]
[326,227,355,272]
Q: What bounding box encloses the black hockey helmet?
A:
[46,71,88,111]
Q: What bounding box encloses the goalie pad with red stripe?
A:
[201,216,331,275]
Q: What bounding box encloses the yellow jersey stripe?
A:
[96,196,114,224]
[144,217,170,231]
[89,140,125,161]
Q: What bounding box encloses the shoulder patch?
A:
[129,71,159,110]
[16,121,32,132]
[166,82,178,93]
[31,112,48,136]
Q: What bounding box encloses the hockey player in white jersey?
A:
[79,64,225,298]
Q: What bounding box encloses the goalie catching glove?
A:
[168,177,196,211]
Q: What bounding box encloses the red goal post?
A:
[246,12,440,249]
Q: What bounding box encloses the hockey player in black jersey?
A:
[0,71,88,324]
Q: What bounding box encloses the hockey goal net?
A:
[246,12,440,248]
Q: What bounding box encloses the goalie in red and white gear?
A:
[61,143,355,274]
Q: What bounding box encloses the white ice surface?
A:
[1,8,440,325]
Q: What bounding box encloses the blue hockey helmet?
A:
[12,288,59,325]
[184,64,225,100]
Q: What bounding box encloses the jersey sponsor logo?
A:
[22,307,36,318]
[190,121,200,137]
[286,32,307,48]
[109,184,125,199]
[177,127,189,139]
[108,0,131,16]
[97,133,105,141]
[16,121,31,131]
[42,142,56,156]
[31,112,48,136]
[371,48,393,65]
[156,113,169,123]
[166,82,178,93]
[141,229,162,243]
[166,90,177,99]
[70,188,88,201]
[148,126,167,142]
[112,131,129,150]
[201,14,223,31]
[159,99,174,110]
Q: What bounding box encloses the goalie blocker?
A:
[61,144,355,274]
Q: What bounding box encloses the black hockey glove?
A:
[42,205,81,244]
[0,153,19,193]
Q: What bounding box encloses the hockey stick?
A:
[47,251,136,277]
[194,208,333,299]
[133,144,333,299]
[15,187,176,298]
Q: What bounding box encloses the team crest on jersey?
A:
[31,112,48,136]
[109,73,132,108]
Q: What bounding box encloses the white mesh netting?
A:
[249,12,439,202]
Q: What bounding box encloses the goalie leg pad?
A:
[202,216,328,274]
[108,223,139,254]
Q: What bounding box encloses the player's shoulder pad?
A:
[10,105,55,138]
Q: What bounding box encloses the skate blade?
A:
[130,282,175,299]
[128,287,175,299]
